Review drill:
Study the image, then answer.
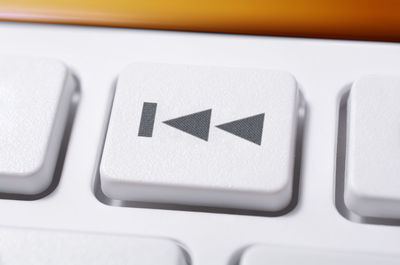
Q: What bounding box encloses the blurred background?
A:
[1,0,400,41]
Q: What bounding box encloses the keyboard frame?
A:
[1,21,400,265]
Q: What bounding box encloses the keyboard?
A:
[1,21,400,264]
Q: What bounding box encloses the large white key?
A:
[0,227,187,265]
[345,75,400,219]
[240,245,400,265]
[0,57,75,195]
[100,63,299,212]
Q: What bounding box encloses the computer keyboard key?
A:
[0,227,188,265]
[344,75,400,219]
[100,63,300,212]
[239,245,400,265]
[0,57,76,195]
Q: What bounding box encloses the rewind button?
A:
[100,63,301,212]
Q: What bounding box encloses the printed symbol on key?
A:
[138,102,265,145]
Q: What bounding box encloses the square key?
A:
[0,57,75,195]
[100,63,300,212]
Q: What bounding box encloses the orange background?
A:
[1,0,400,41]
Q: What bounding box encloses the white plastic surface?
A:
[344,75,400,219]
[0,227,187,265]
[0,57,75,195]
[240,245,400,265]
[1,22,400,265]
[100,63,298,211]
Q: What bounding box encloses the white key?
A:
[240,245,400,265]
[0,227,187,265]
[100,63,299,211]
[0,57,75,195]
[345,75,400,219]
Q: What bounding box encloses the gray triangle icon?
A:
[216,113,265,145]
[163,109,212,141]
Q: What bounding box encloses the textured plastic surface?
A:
[240,245,400,265]
[344,75,400,219]
[1,22,400,265]
[0,227,187,265]
[1,1,400,41]
[100,64,298,211]
[0,57,75,195]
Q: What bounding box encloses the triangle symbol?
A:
[216,113,265,145]
[163,109,212,141]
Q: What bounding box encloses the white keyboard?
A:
[1,21,400,264]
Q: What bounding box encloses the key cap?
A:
[239,245,400,265]
[100,63,300,212]
[344,75,400,219]
[0,227,188,265]
[0,57,75,195]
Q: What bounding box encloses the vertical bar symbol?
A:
[138,102,157,137]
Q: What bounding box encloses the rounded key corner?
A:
[271,188,294,212]
[342,184,368,218]
[344,185,400,220]
[0,173,47,198]
[238,244,272,265]
[21,178,54,197]
[276,70,298,87]
[0,171,59,200]
[97,171,119,200]
[250,173,294,211]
